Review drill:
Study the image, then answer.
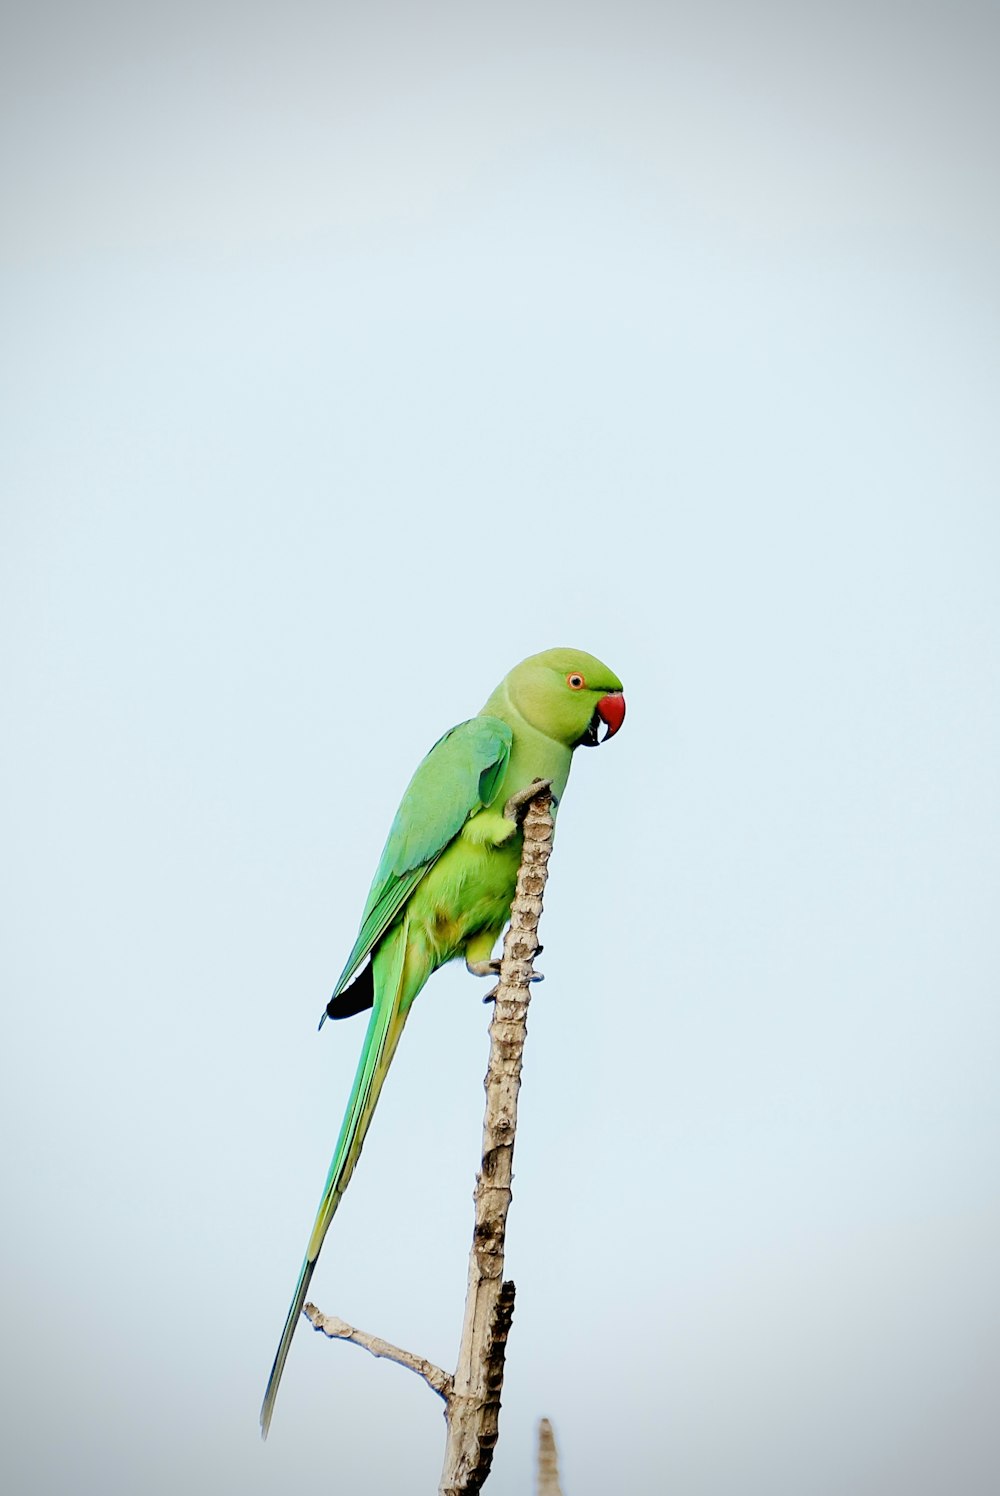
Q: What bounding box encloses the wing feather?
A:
[326,716,512,1002]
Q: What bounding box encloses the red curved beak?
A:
[596,692,626,741]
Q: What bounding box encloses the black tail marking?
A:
[324,962,375,1020]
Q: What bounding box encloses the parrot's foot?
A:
[466,956,502,978]
[482,973,546,1003]
[503,778,553,823]
[468,952,545,984]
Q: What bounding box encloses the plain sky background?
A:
[2,3,998,1493]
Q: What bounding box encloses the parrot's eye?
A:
[566,673,586,690]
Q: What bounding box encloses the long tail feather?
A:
[260,921,413,1437]
[259,1255,317,1439]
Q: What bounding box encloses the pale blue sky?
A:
[2,4,999,1494]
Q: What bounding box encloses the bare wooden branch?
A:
[302,1303,453,1399]
[536,1418,564,1496]
[304,786,554,1494]
[438,787,554,1496]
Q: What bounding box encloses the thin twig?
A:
[303,1303,453,1399]
[438,787,554,1496]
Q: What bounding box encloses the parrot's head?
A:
[503,648,626,749]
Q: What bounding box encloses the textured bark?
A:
[536,1419,564,1496]
[438,787,554,1496]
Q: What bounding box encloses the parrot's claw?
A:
[478,964,545,1001]
[503,778,553,823]
[481,967,545,1004]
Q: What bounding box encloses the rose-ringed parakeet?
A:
[260,647,625,1435]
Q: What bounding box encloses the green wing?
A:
[327,715,513,1002]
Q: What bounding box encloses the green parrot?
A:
[260,647,625,1436]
